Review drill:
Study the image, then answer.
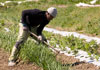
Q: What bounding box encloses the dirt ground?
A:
[0,48,42,70]
[56,54,100,70]
[0,48,100,70]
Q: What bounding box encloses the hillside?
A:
[1,0,100,70]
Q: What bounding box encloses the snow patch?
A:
[76,0,99,7]
[76,2,91,7]
[90,0,97,5]
[0,0,38,6]
[4,28,10,32]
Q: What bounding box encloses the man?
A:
[8,7,57,66]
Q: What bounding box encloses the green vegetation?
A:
[0,24,69,70]
[40,0,92,4]
[1,0,100,36]
[44,31,100,60]
[0,0,25,2]
[1,0,100,69]
[0,1,70,69]
[40,0,100,5]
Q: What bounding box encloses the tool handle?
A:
[29,31,60,53]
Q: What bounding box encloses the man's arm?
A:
[37,23,47,36]
[21,10,30,31]
[26,16,30,24]
[21,10,31,25]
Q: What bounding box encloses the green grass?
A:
[0,24,69,70]
[0,0,25,2]
[40,0,92,4]
[1,1,100,36]
[0,0,100,69]
[44,31,100,60]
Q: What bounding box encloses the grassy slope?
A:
[40,0,100,36]
[0,17,69,70]
[0,0,25,2]
[0,25,70,70]
[1,0,100,36]
[53,6,100,35]
[0,0,100,70]
[0,1,70,70]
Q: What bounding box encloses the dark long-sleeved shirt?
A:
[21,9,49,35]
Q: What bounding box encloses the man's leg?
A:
[8,23,29,66]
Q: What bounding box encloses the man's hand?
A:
[38,35,42,41]
[23,26,28,31]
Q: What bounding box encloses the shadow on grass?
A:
[62,61,85,67]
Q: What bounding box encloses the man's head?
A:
[46,7,57,21]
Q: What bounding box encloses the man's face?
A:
[46,12,54,21]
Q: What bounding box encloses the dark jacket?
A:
[21,9,49,35]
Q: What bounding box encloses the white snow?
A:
[5,1,12,3]
[0,3,4,6]
[0,0,38,6]
[76,2,91,7]
[76,0,99,7]
[17,1,22,4]
[90,0,97,4]
[4,28,10,32]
